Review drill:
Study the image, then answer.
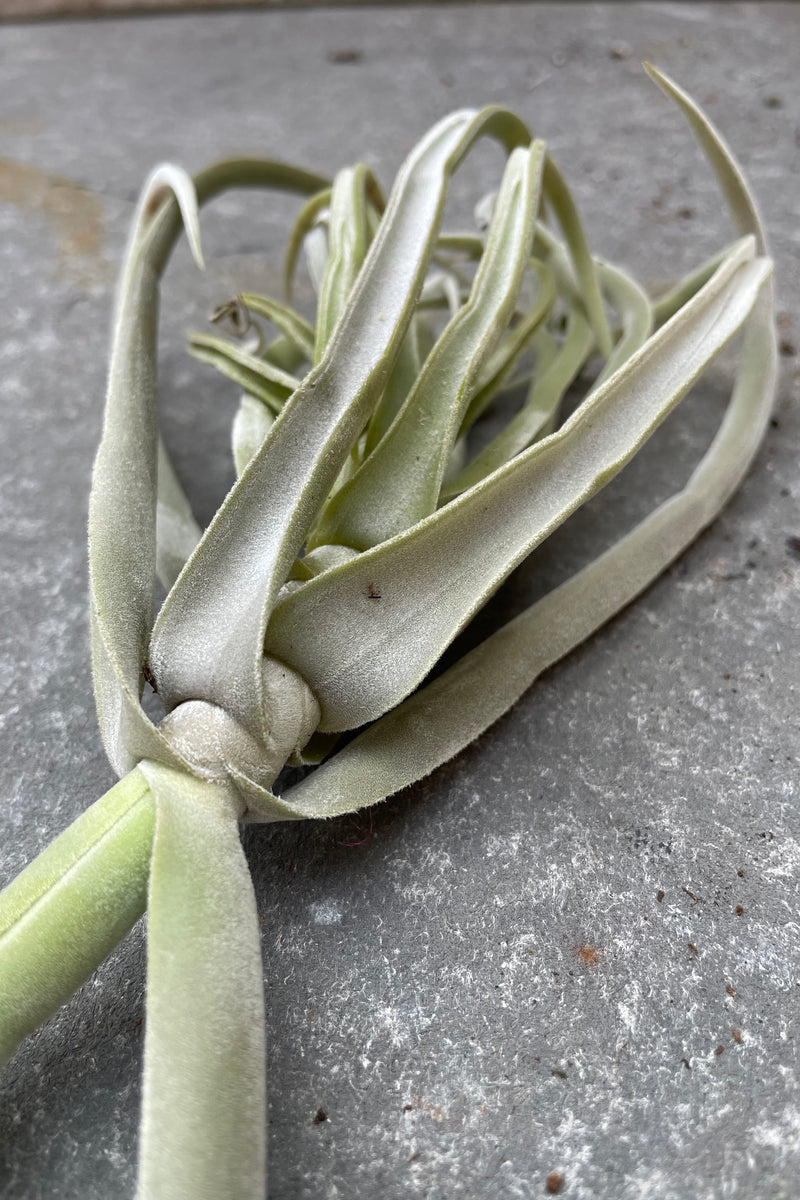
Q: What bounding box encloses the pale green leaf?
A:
[0,769,154,1066]
[314,164,381,361]
[265,237,770,731]
[237,292,315,362]
[283,187,332,301]
[187,331,300,413]
[136,762,266,1200]
[149,107,532,742]
[443,306,593,497]
[309,142,545,550]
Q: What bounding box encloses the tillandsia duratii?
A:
[0,66,777,1198]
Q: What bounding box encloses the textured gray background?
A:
[0,3,798,1198]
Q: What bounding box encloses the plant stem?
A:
[0,768,154,1066]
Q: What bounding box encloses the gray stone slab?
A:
[0,3,798,1198]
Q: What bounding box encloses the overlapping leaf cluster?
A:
[0,69,776,1200]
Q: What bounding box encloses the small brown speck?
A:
[574,943,603,966]
[609,41,632,60]
[780,339,797,357]
[737,869,745,878]
[656,890,665,903]
[736,905,744,916]
[726,984,737,999]
[715,1045,725,1056]
[786,536,800,560]
[403,1104,414,1113]
[327,47,362,64]
[732,1029,743,1044]
[683,888,700,904]
[688,942,698,955]
[551,1068,568,1080]
[763,94,783,109]
[677,206,694,220]
[407,1152,420,1163]
[313,1108,327,1124]
[546,1170,565,1194]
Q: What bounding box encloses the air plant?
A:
[0,67,776,1199]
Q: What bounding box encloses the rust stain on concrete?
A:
[0,156,108,285]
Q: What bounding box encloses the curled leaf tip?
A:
[139,163,205,270]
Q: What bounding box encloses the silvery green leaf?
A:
[443,305,593,497]
[275,72,777,818]
[90,157,328,775]
[541,155,612,357]
[150,107,533,741]
[237,292,315,362]
[188,331,300,412]
[309,142,545,551]
[363,317,422,454]
[283,187,332,300]
[136,762,266,1200]
[156,438,202,590]
[653,244,731,327]
[0,769,154,1066]
[457,257,556,434]
[265,236,770,731]
[644,64,765,251]
[591,260,653,388]
[232,394,275,477]
[90,168,196,776]
[314,164,380,360]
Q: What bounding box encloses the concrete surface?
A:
[0,3,798,1198]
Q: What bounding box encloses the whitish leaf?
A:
[314,164,381,361]
[457,257,557,433]
[156,439,202,590]
[149,107,533,742]
[232,395,275,477]
[309,143,545,550]
[443,306,593,497]
[271,73,777,815]
[265,237,770,731]
[136,762,266,1200]
[90,158,328,776]
[592,260,653,388]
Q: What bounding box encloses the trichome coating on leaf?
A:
[0,69,777,1200]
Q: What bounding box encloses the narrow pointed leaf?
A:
[457,257,557,434]
[443,306,593,497]
[90,158,328,776]
[272,77,777,807]
[265,238,770,730]
[592,261,653,388]
[188,331,300,412]
[150,107,532,740]
[237,292,315,361]
[283,187,332,300]
[310,143,544,551]
[314,164,379,360]
[136,762,266,1200]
